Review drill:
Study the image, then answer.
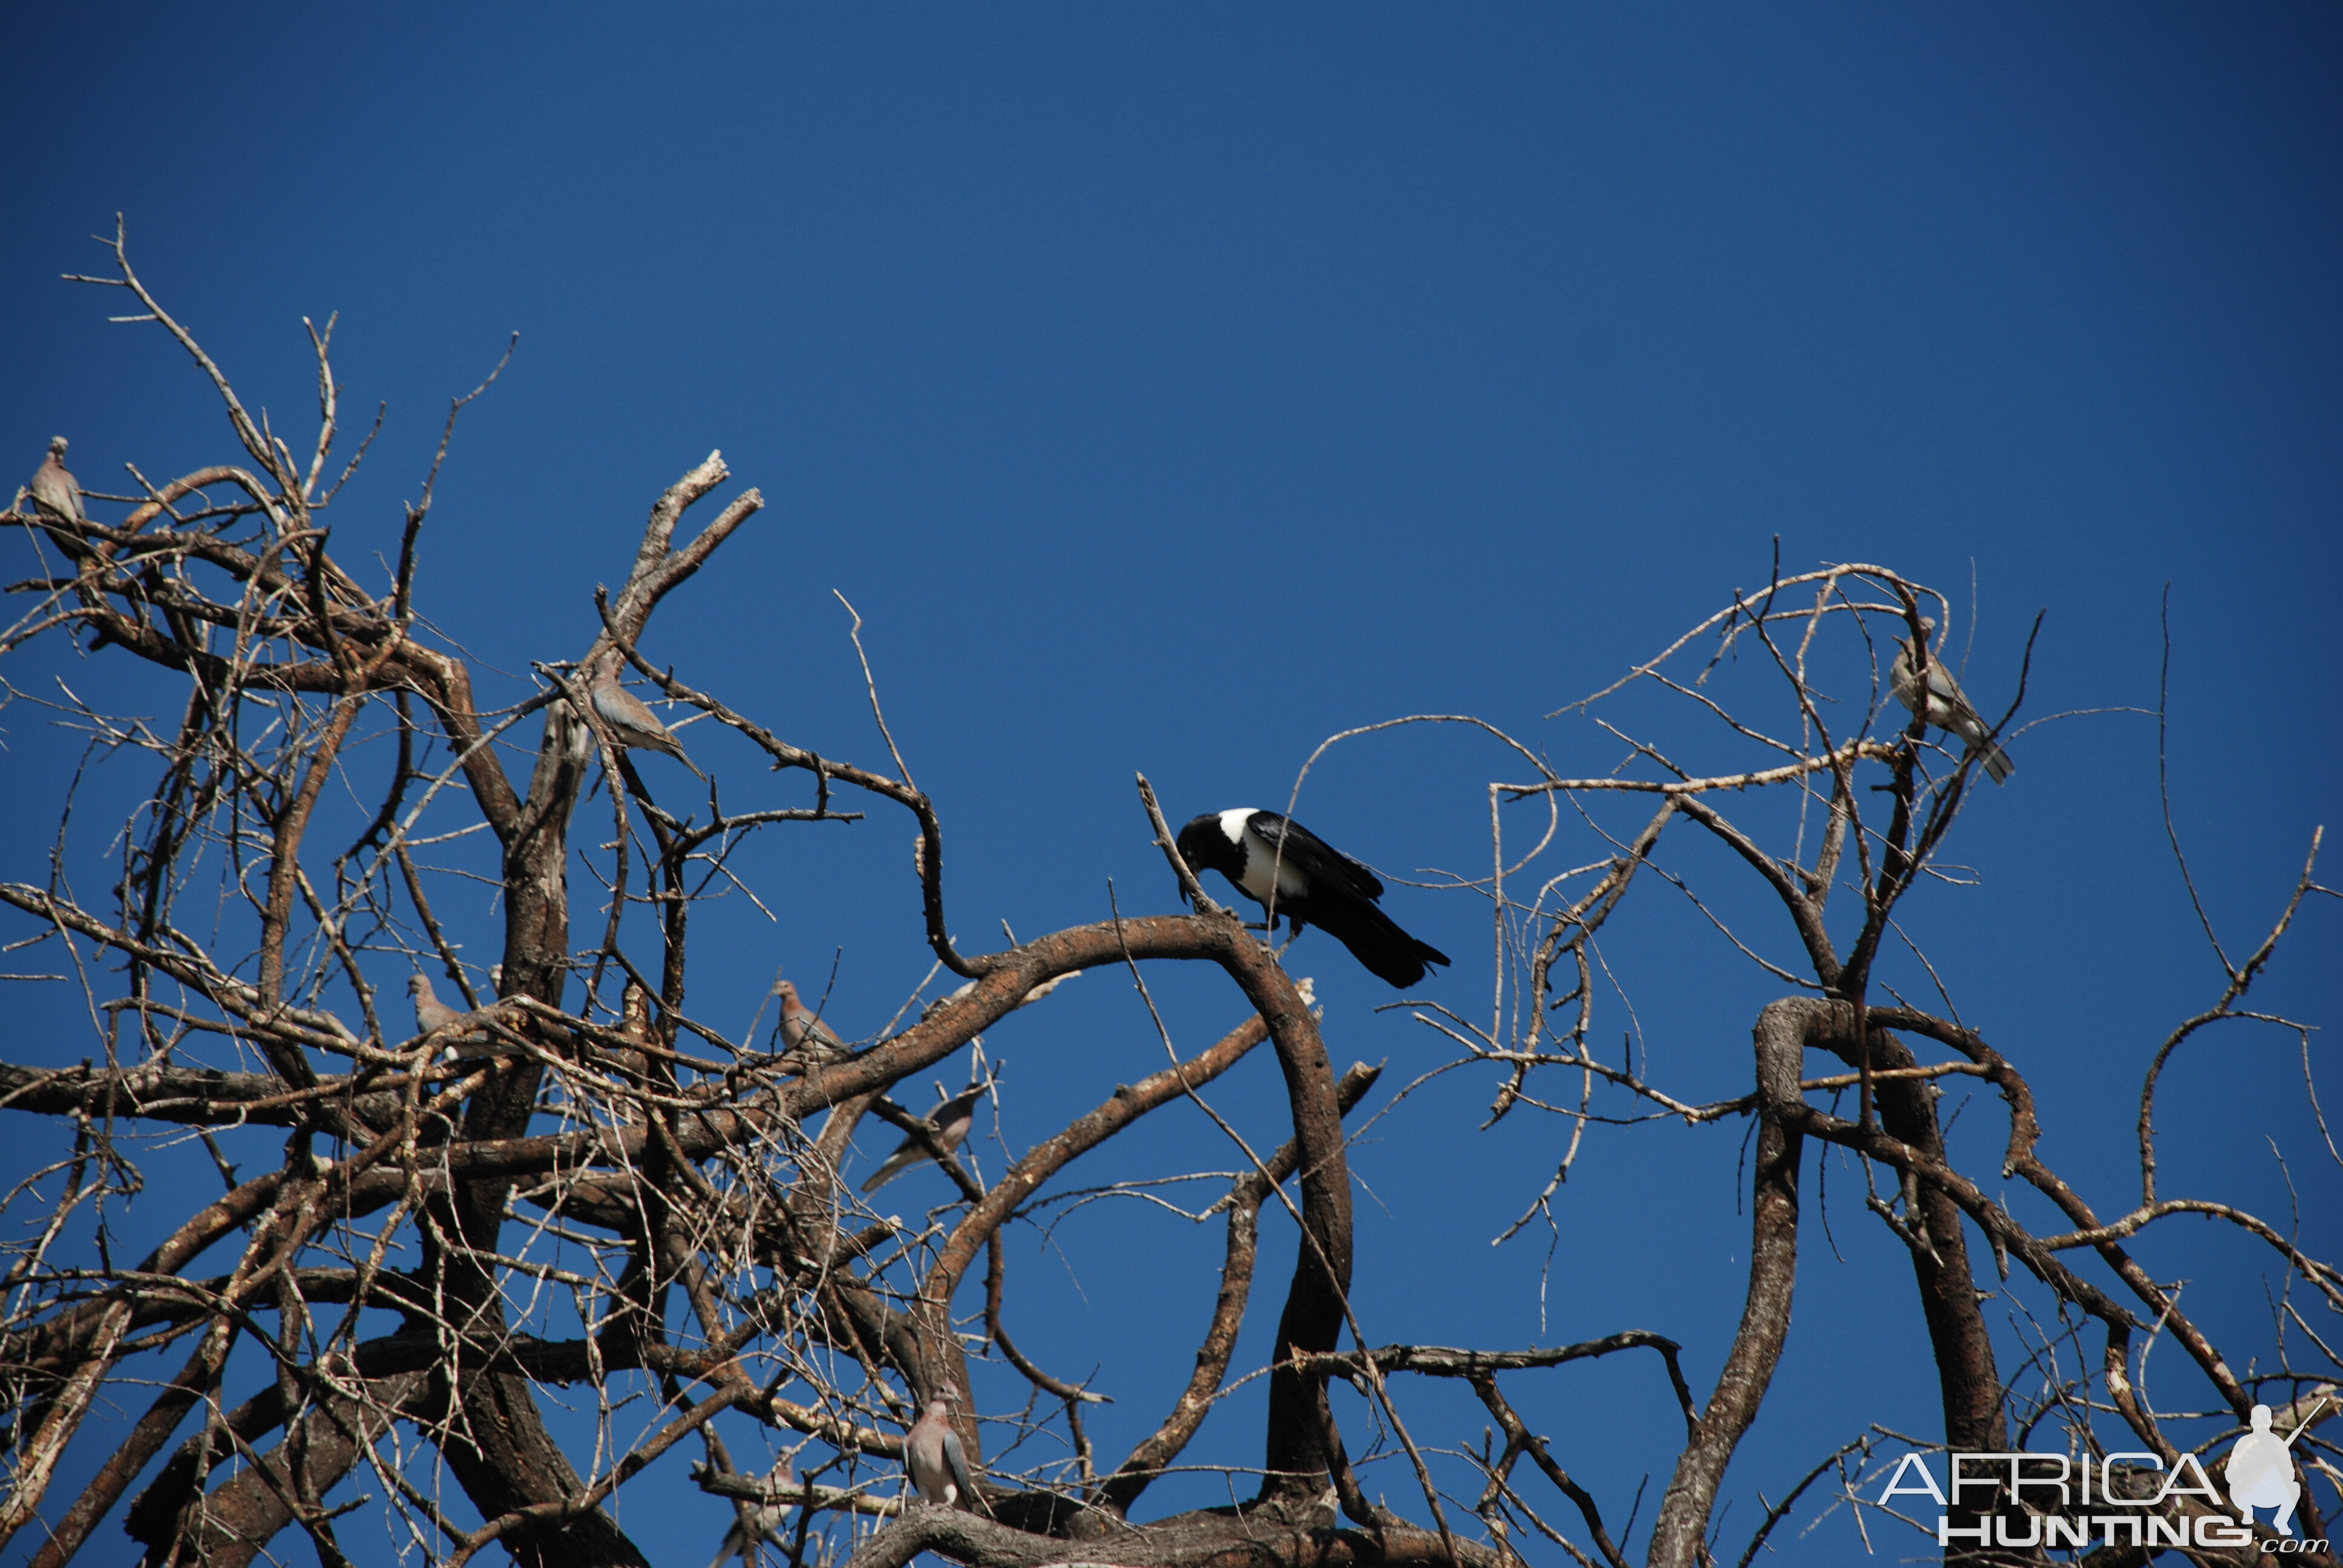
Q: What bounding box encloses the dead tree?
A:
[1,229,2335,1567]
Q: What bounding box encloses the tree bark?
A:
[1648,998,1812,1568]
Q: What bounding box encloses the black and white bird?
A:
[1889,619,2014,783]
[860,1085,986,1194]
[1175,809,1449,988]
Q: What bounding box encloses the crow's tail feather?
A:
[1309,897,1449,989]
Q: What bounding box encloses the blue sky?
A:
[3,5,2339,1565]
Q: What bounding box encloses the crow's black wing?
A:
[1247,812,1384,902]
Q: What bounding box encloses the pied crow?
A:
[860,1085,985,1194]
[1175,808,1450,988]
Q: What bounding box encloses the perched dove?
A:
[706,1462,795,1568]
[1889,619,2014,783]
[860,1085,985,1194]
[410,973,491,1056]
[588,667,702,776]
[904,1385,980,1511]
[775,979,847,1065]
[409,973,465,1036]
[27,437,85,525]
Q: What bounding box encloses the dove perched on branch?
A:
[860,1085,986,1194]
[410,973,493,1056]
[409,973,464,1036]
[26,437,85,524]
[1889,619,2014,783]
[775,979,847,1066]
[905,1385,982,1512]
[706,1462,795,1568]
[588,665,703,777]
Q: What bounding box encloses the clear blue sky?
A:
[3,6,2338,1564]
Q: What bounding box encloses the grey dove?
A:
[775,979,847,1065]
[409,973,465,1036]
[904,1385,980,1511]
[706,1463,794,1568]
[410,973,491,1056]
[861,1085,985,1194]
[27,437,85,525]
[1889,619,2014,783]
[588,667,703,776]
